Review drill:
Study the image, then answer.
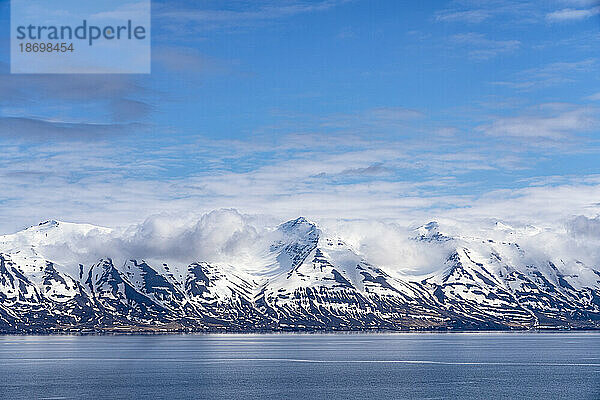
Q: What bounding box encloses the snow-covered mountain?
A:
[1,217,599,332]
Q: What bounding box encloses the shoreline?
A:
[2,327,600,336]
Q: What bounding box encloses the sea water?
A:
[0,332,598,399]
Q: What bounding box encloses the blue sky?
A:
[0,0,599,232]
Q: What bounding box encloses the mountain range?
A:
[1,217,599,333]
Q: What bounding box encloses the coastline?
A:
[2,326,600,336]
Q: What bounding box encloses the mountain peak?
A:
[283,216,311,226]
[37,220,61,228]
[424,221,439,230]
[415,221,451,242]
[278,216,317,233]
[415,221,439,235]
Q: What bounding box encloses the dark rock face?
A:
[1,218,600,333]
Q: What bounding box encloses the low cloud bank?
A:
[7,209,600,278]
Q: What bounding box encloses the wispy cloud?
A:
[491,58,597,90]
[546,5,600,21]
[155,0,351,31]
[444,178,600,226]
[0,72,153,126]
[567,215,600,237]
[435,9,491,23]
[0,117,142,140]
[0,73,146,104]
[587,92,600,101]
[152,46,229,74]
[319,107,424,130]
[435,0,600,25]
[0,114,591,234]
[434,0,542,25]
[260,106,426,139]
[477,103,599,140]
[450,33,521,60]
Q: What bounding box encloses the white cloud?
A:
[14,209,278,274]
[435,9,491,23]
[587,92,600,101]
[546,6,600,21]
[566,215,600,237]
[476,104,598,139]
[435,0,600,25]
[10,205,600,279]
[434,1,542,25]
[0,117,598,236]
[444,179,600,226]
[559,0,600,6]
[320,219,453,276]
[1,96,599,238]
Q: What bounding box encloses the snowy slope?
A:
[416,221,600,328]
[0,216,599,332]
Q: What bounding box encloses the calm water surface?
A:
[0,332,599,399]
